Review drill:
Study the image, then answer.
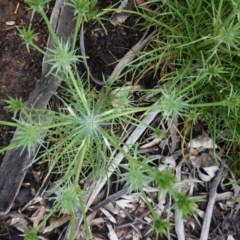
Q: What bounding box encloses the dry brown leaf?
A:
[115,193,142,210]
[218,202,229,210]
[115,199,135,209]
[132,231,141,240]
[168,117,179,153]
[110,0,134,25]
[188,134,217,149]
[104,202,121,215]
[31,170,42,183]
[115,229,127,239]
[140,137,162,149]
[135,0,150,11]
[111,85,141,108]
[195,208,205,218]
[100,208,117,224]
[226,200,235,208]
[158,156,176,171]
[176,177,202,195]
[30,205,46,228]
[190,151,220,182]
[216,191,233,201]
[9,214,29,233]
[92,236,105,240]
[87,210,97,226]
[190,152,219,168]
[198,165,219,182]
[107,223,119,240]
[91,217,106,226]
[43,214,71,234]
[22,196,44,211]
[144,216,152,223]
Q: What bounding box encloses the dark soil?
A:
[0,1,50,238]
[82,19,142,81]
[0,0,50,164]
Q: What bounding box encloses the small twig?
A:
[106,223,119,240]
[200,160,225,240]
[3,26,20,31]
[107,29,156,82]
[14,2,20,14]
[90,187,129,212]
[110,0,135,25]
[79,26,104,85]
[168,117,179,154]
[174,162,185,240]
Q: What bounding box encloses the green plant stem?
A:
[219,45,240,56]
[135,11,177,34]
[69,69,90,114]
[74,138,89,185]
[40,120,73,130]
[189,100,226,108]
[0,120,18,127]
[99,107,150,122]
[39,9,59,46]
[140,189,157,219]
[176,74,209,96]
[68,214,76,240]
[100,129,131,160]
[71,16,82,52]
[195,37,219,50]
[79,196,93,239]
[214,0,223,30]
[34,204,60,232]
[30,42,50,56]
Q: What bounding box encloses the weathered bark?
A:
[0,0,75,213]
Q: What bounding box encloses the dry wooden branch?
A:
[175,163,185,240]
[0,0,75,214]
[200,160,225,240]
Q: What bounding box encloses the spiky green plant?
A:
[129,0,240,149]
[2,0,240,238]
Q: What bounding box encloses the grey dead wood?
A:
[200,160,225,240]
[175,162,185,240]
[0,0,75,214]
